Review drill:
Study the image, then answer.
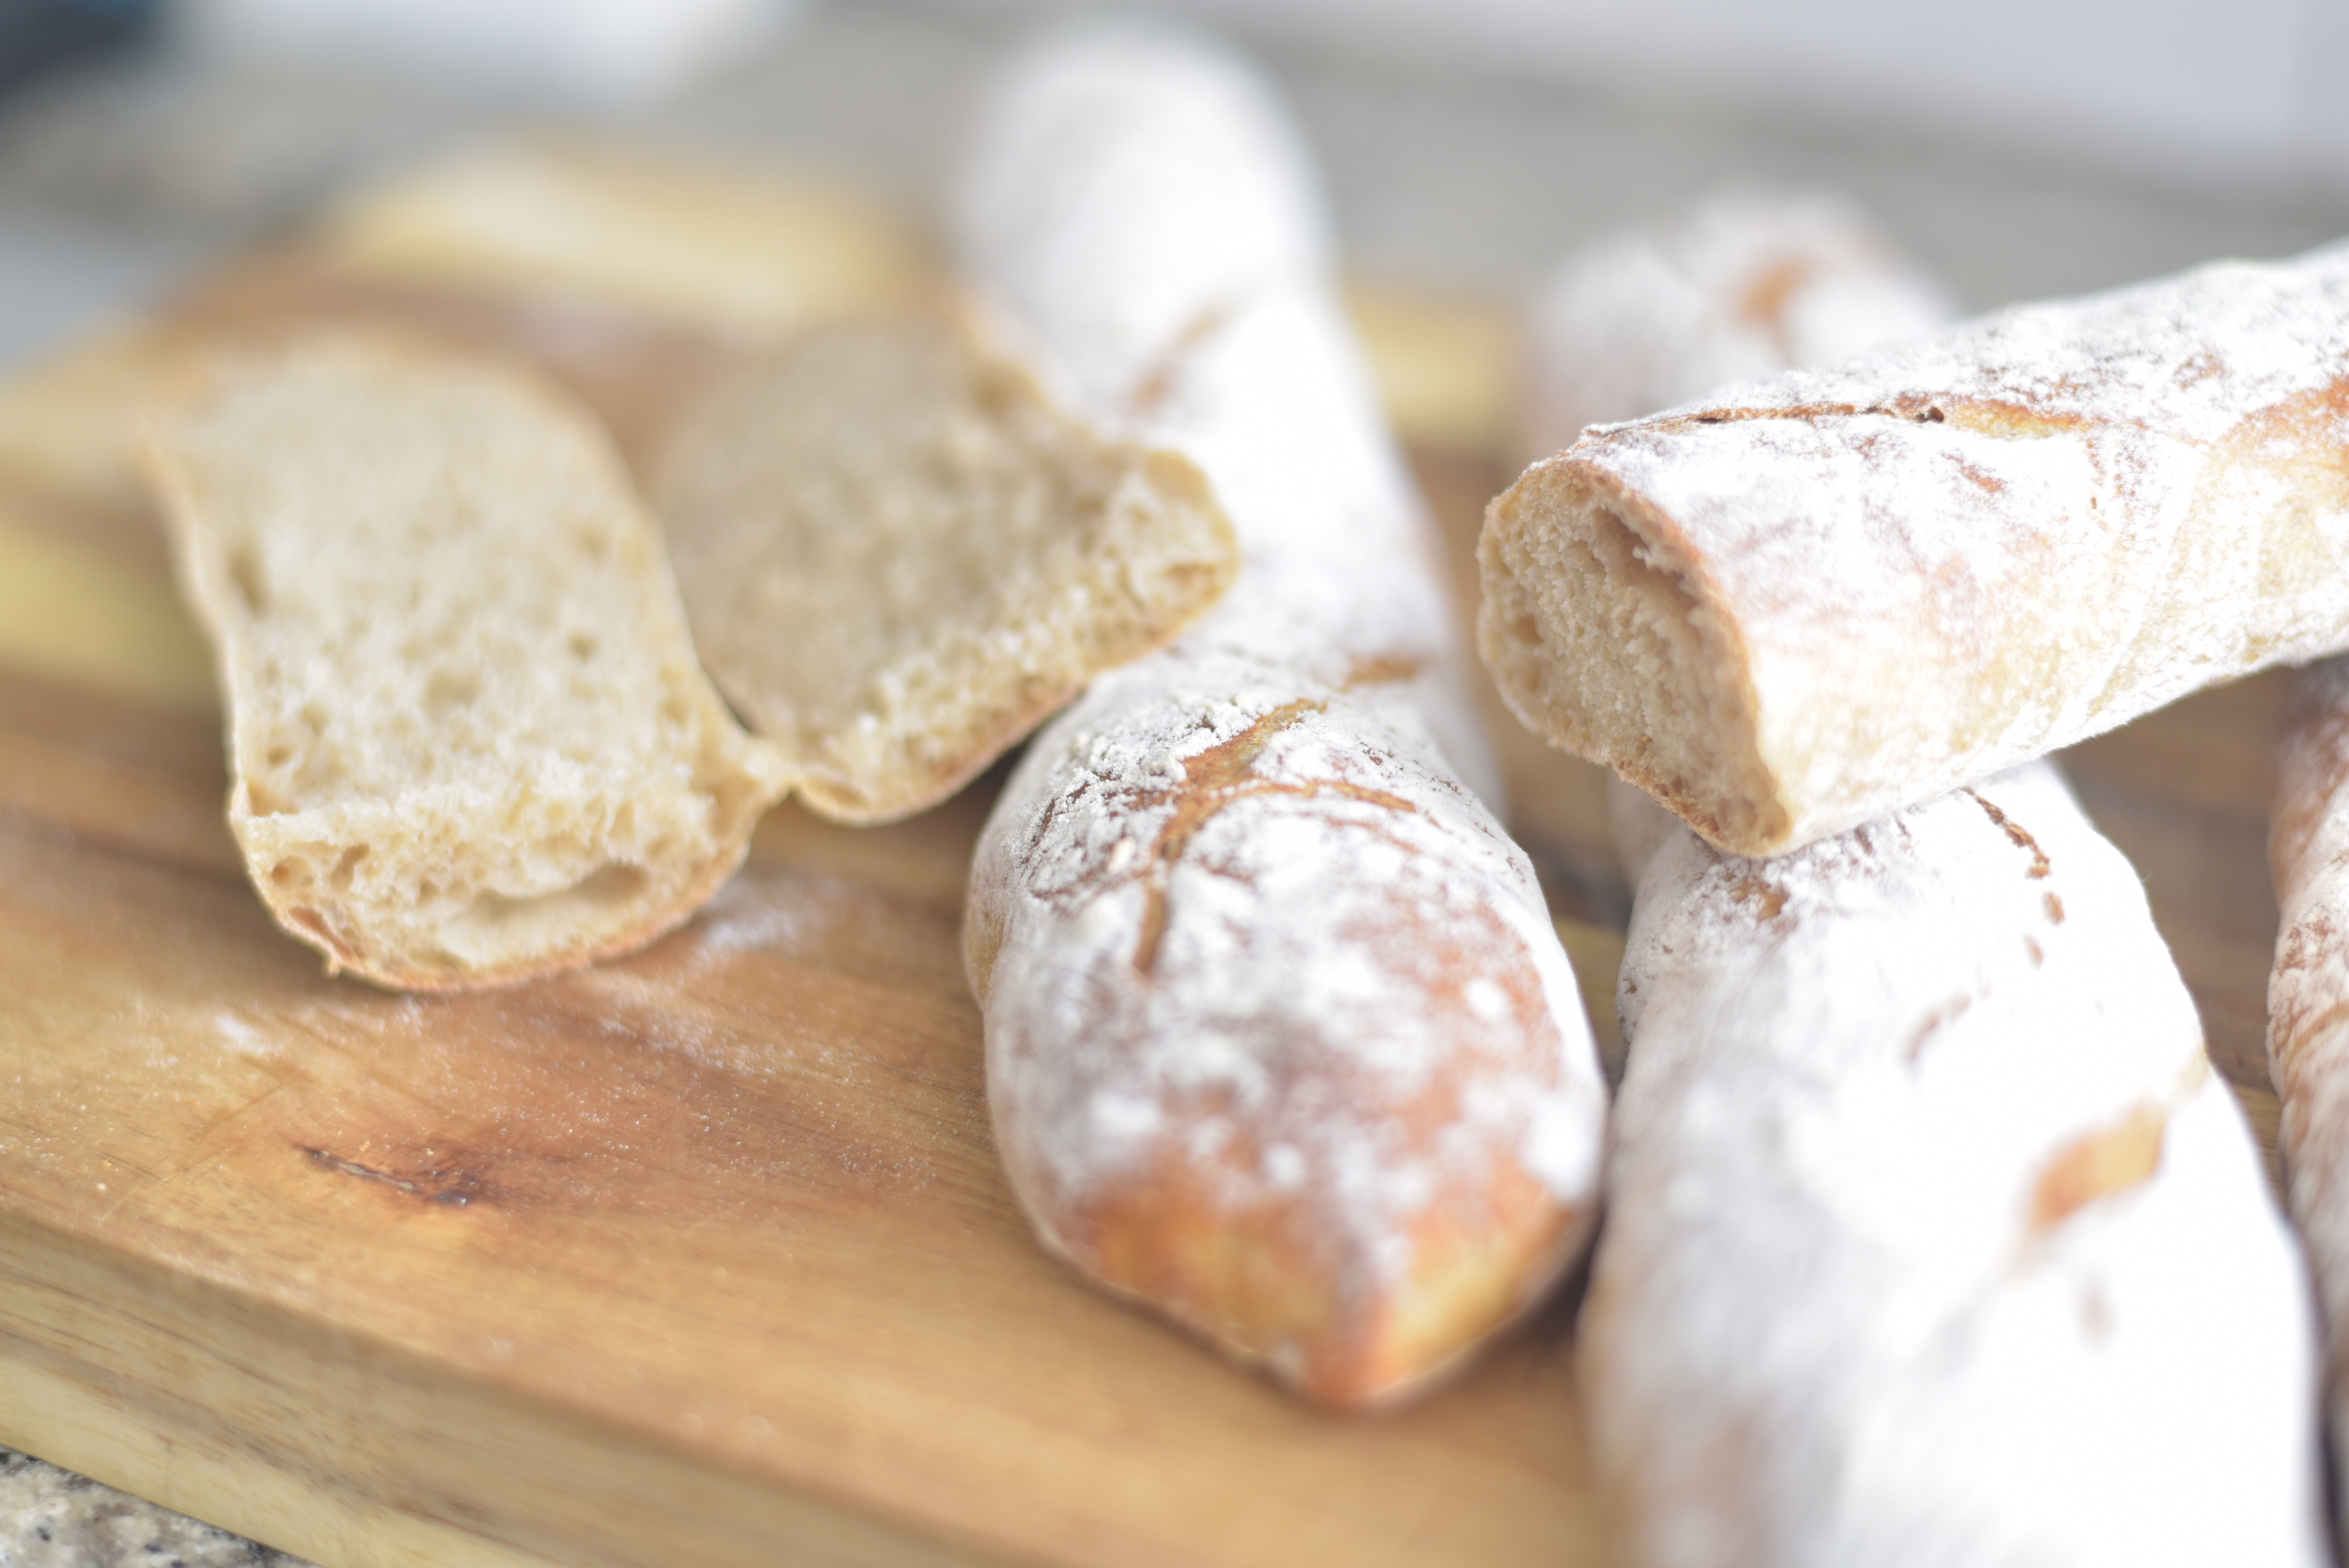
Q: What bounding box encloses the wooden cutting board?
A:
[0,139,2287,1568]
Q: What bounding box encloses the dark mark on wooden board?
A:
[302,1145,487,1206]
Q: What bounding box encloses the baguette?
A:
[1592,762,2326,1568]
[653,309,1237,825]
[1483,241,2349,857]
[959,30,1607,1406]
[2265,654,2349,1543]
[142,332,790,989]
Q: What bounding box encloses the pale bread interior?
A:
[1478,460,1782,853]
[654,312,1237,825]
[143,332,790,990]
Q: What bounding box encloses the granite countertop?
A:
[0,3,2342,1563]
[0,1451,305,1568]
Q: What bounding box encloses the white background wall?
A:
[1057,0,2349,194]
[176,0,2349,193]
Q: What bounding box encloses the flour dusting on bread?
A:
[1593,764,2326,1568]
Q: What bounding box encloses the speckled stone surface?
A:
[0,1452,308,1568]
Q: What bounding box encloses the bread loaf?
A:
[2265,654,2349,1545]
[1483,241,2349,857]
[654,309,1237,825]
[1592,762,2326,1568]
[142,333,790,989]
[959,30,1607,1406]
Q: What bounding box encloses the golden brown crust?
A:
[1066,1145,1584,1407]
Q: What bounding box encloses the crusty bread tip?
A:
[142,332,791,990]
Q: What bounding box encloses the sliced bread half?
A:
[142,331,792,990]
[653,310,1237,824]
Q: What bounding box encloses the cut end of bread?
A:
[1057,1148,1585,1410]
[142,331,789,990]
[1477,455,1786,856]
[656,312,1239,825]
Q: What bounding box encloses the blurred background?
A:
[3,0,2347,369]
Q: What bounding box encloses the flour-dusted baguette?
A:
[654,309,1237,825]
[959,30,1607,1406]
[1591,761,2325,1568]
[1519,189,1950,467]
[1483,242,2349,858]
[142,333,791,989]
[2266,654,2349,1543]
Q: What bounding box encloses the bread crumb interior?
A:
[658,314,1236,824]
[1480,465,1779,852]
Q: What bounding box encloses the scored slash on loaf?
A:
[958,29,1608,1406]
[1482,241,2349,858]
[141,332,792,990]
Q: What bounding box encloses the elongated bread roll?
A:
[2265,654,2349,1543]
[1484,242,2349,858]
[1592,762,2326,1568]
[143,333,790,989]
[959,30,1607,1406]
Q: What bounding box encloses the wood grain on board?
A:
[0,137,2291,1568]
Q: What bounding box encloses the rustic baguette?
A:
[1483,242,2349,858]
[959,30,1607,1406]
[143,332,790,989]
[2265,654,2349,1545]
[1592,761,2326,1568]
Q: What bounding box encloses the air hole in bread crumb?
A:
[424,670,480,715]
[441,864,651,961]
[225,548,267,613]
[329,844,368,890]
[567,632,598,663]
